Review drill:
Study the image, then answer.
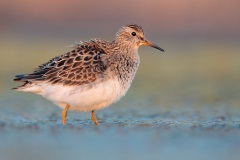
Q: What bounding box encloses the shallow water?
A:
[1,39,240,160]
[1,91,240,160]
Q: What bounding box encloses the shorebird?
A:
[13,24,164,125]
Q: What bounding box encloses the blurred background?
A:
[1,0,240,160]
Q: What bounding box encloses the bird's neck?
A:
[111,39,138,58]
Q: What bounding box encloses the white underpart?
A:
[19,77,127,112]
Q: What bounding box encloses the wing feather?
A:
[13,40,109,88]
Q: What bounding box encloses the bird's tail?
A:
[12,74,31,91]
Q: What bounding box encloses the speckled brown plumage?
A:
[14,40,109,86]
[13,24,164,125]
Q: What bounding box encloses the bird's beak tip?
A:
[144,39,164,52]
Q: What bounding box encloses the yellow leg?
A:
[91,110,99,126]
[62,104,70,125]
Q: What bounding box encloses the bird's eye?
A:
[131,32,136,36]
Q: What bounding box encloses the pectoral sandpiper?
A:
[13,24,164,125]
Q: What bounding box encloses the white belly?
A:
[36,77,126,112]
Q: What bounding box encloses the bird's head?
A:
[116,24,164,52]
